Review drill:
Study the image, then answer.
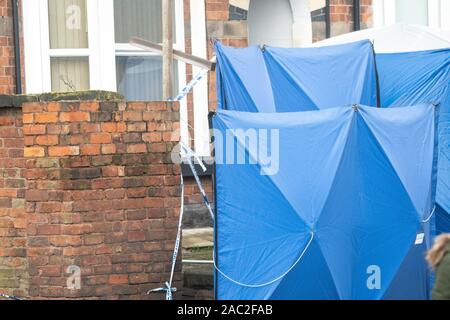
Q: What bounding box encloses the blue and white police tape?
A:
[169,68,209,102]
[148,282,177,300]
[0,293,22,300]
[180,143,215,222]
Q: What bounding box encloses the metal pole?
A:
[162,0,173,100]
[325,0,331,39]
[353,0,361,31]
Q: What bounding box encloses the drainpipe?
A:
[325,0,331,38]
[353,0,361,31]
[12,0,22,94]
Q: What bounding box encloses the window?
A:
[373,0,450,29]
[113,0,180,100]
[23,0,185,100]
[395,0,428,26]
[47,0,90,91]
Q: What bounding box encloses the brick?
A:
[127,144,147,154]
[35,112,58,123]
[36,225,61,235]
[23,125,46,135]
[80,102,99,111]
[128,231,146,242]
[127,122,146,132]
[22,113,33,124]
[24,147,45,158]
[48,146,80,157]
[25,190,50,201]
[90,133,112,144]
[47,102,61,112]
[81,144,101,155]
[60,112,90,122]
[35,135,58,146]
[142,132,162,142]
[123,133,141,143]
[127,102,146,110]
[123,111,143,121]
[22,102,44,113]
[109,274,128,285]
[101,122,117,132]
[101,144,116,154]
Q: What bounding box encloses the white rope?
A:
[213,231,314,288]
[422,205,436,223]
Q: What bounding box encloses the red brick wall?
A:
[0,107,27,297]
[0,98,182,299]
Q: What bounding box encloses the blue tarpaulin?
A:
[215,40,378,112]
[377,49,450,231]
[212,104,437,300]
[215,42,450,234]
[216,41,450,299]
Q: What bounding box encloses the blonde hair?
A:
[427,233,450,269]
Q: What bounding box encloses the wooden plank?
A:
[162,0,174,99]
[130,37,216,71]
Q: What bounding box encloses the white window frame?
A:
[23,0,186,99]
[373,0,450,29]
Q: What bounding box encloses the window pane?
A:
[114,0,176,43]
[48,0,88,49]
[51,57,90,92]
[116,56,178,101]
[395,0,428,26]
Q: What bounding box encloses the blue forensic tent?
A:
[215,40,378,112]
[376,49,450,234]
[212,104,438,300]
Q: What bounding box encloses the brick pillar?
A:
[0,107,27,297]
[21,99,181,299]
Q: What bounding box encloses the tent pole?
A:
[372,42,381,108]
[208,111,218,300]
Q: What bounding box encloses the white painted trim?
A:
[440,0,450,30]
[39,0,51,92]
[174,0,189,149]
[428,0,441,28]
[48,49,91,57]
[94,0,116,91]
[87,0,100,90]
[190,0,210,156]
[383,0,396,26]
[23,0,45,93]
[372,0,385,28]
